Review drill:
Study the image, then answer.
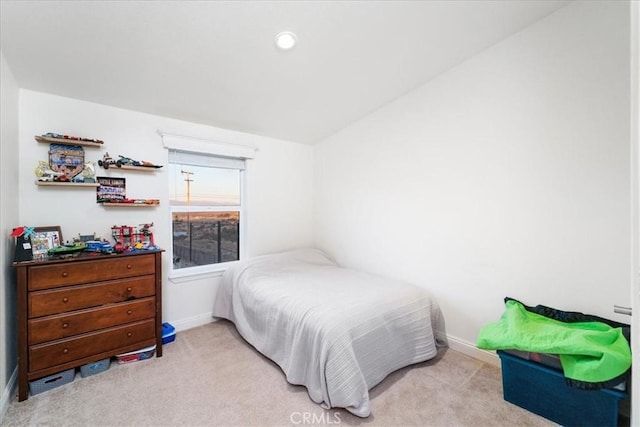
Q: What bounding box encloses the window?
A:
[169,150,244,275]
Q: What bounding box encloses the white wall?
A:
[18,90,314,328]
[0,51,20,420]
[630,1,639,422]
[314,0,631,357]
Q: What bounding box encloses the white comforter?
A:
[212,248,444,417]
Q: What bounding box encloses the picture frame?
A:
[30,226,63,259]
[96,176,126,203]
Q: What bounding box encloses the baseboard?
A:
[169,312,216,332]
[0,367,17,425]
[445,333,500,368]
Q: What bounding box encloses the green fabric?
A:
[477,300,631,383]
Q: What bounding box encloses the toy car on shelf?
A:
[116,155,163,168]
[42,132,104,144]
[98,153,162,169]
[97,153,118,169]
[97,198,160,205]
[35,160,67,181]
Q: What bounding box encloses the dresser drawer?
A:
[29,319,155,372]
[28,297,156,344]
[29,276,155,318]
[28,254,156,290]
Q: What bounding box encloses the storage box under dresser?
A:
[14,250,163,401]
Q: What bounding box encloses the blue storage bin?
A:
[80,358,111,378]
[29,368,75,395]
[498,350,628,426]
[162,322,176,344]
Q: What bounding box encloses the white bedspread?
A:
[212,248,444,417]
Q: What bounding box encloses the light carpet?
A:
[2,321,557,426]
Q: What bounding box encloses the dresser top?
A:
[13,248,164,267]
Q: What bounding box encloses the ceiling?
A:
[0,0,569,144]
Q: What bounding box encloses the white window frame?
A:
[160,130,256,280]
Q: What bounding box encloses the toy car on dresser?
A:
[85,240,114,253]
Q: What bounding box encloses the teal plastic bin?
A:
[498,350,627,426]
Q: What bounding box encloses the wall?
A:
[18,90,314,328]
[0,52,20,420]
[630,1,639,422]
[313,0,631,359]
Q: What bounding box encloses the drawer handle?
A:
[61,272,68,278]
[62,348,69,354]
[62,297,69,303]
[127,332,133,337]
[126,264,132,270]
[127,310,133,315]
[126,287,132,292]
[62,323,68,329]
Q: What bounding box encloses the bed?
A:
[212,248,445,417]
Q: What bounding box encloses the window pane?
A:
[172,211,239,269]
[169,163,240,206]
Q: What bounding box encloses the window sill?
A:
[168,269,225,283]
[168,261,239,283]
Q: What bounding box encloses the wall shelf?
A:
[35,135,103,148]
[99,202,159,207]
[104,165,161,172]
[35,181,100,187]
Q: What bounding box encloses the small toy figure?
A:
[139,222,156,248]
[34,161,65,181]
[10,226,35,239]
[82,161,96,182]
[71,162,96,183]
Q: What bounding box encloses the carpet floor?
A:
[2,321,557,426]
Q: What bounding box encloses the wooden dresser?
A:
[14,250,163,401]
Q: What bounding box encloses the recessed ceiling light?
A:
[274,31,296,50]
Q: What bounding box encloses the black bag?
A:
[13,234,33,262]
